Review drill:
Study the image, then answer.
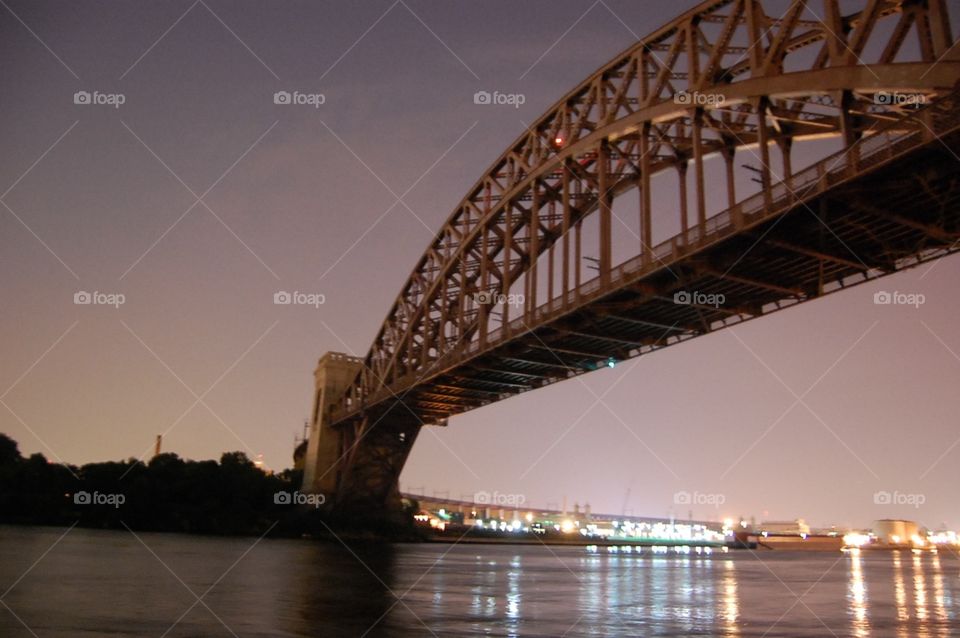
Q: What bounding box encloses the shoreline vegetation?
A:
[0,433,423,541]
[0,434,870,552]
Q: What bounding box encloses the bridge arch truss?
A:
[305,0,960,510]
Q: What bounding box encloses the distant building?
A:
[872,519,921,546]
[760,518,810,536]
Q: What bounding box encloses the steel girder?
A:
[333,0,959,424]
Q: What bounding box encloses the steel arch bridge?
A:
[302,0,960,513]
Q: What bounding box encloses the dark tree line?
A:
[0,433,307,536]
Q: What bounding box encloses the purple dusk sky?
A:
[1,0,958,530]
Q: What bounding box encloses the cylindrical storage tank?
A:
[872,519,919,545]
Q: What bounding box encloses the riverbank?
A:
[422,527,863,551]
[0,433,429,541]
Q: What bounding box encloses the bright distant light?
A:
[561,519,575,533]
[843,532,871,547]
[554,135,564,146]
[929,531,959,546]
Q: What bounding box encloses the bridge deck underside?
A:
[357,129,960,428]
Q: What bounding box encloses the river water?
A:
[0,526,956,636]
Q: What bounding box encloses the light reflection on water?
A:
[849,549,869,637]
[914,552,928,625]
[0,526,957,637]
[723,558,739,634]
[893,549,910,632]
[930,552,948,637]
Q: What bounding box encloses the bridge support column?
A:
[335,411,421,515]
[301,352,364,499]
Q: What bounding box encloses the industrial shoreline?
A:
[409,493,957,553]
[425,529,845,551]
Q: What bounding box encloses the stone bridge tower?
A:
[301,352,364,499]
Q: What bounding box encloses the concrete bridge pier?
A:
[334,411,421,516]
[301,352,364,501]
[301,352,421,519]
